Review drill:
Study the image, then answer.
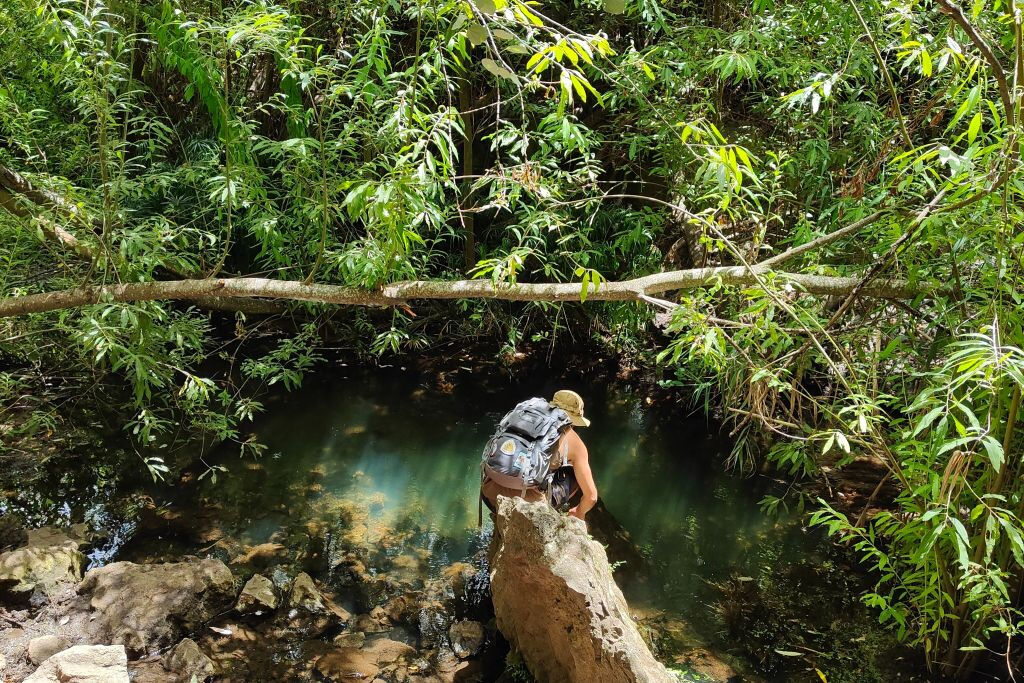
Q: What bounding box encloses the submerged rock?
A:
[78,558,235,655]
[28,634,70,664]
[230,542,287,567]
[315,647,380,680]
[489,497,674,683]
[333,631,366,648]
[672,647,743,682]
[315,638,417,682]
[383,590,425,625]
[236,573,277,614]
[288,571,326,612]
[164,637,216,682]
[23,644,129,683]
[348,612,390,634]
[448,620,485,659]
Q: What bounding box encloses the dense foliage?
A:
[2,0,1024,678]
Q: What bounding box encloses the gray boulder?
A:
[0,527,84,601]
[489,497,675,683]
[79,558,235,655]
[23,644,129,683]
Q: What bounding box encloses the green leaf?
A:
[913,405,945,436]
[481,58,516,80]
[603,0,626,14]
[981,435,1004,471]
[967,112,982,144]
[949,517,971,569]
[467,24,487,45]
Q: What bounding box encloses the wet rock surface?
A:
[448,620,484,659]
[23,644,129,683]
[288,571,326,612]
[314,637,417,681]
[235,573,277,614]
[489,496,675,683]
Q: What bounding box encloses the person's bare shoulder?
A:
[568,428,589,459]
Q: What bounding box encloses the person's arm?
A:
[567,431,598,520]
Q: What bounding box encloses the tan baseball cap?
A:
[551,389,591,427]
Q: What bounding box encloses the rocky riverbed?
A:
[0,505,504,682]
[0,486,748,683]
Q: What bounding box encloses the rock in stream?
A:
[489,496,675,683]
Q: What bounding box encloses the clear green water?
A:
[160,372,842,660]
[187,370,787,598]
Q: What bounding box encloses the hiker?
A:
[479,389,599,522]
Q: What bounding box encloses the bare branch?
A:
[0,269,928,319]
[758,210,888,269]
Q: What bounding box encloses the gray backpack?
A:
[479,398,572,518]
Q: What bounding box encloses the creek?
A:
[3,367,918,681]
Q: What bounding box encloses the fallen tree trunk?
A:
[0,268,925,318]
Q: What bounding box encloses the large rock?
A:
[23,644,129,683]
[489,497,674,683]
[288,571,326,612]
[78,558,235,655]
[0,514,27,550]
[283,572,350,637]
[0,527,85,601]
[236,573,277,613]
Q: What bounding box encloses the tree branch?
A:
[758,210,888,268]
[937,0,1014,125]
[0,163,91,224]
[0,163,290,315]
[0,269,929,318]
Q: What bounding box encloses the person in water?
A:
[481,389,599,521]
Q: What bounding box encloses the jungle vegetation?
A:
[2,0,1024,678]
